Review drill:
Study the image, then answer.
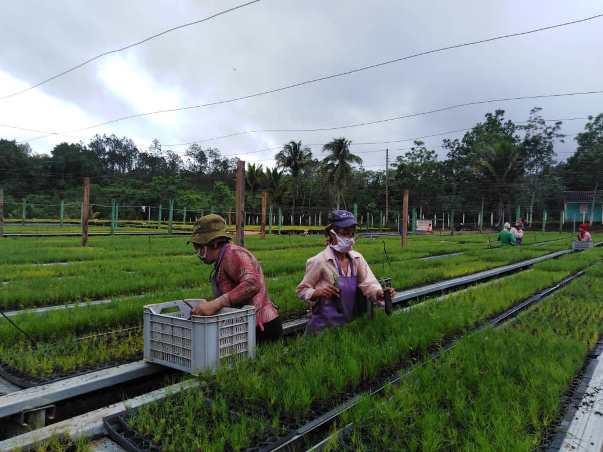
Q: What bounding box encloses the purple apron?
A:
[307,253,358,333]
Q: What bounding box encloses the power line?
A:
[13,11,603,139]
[0,0,262,100]
[19,90,600,149]
[116,90,603,146]
[163,116,592,151]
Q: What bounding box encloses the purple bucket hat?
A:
[328,210,357,228]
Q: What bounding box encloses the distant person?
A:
[189,214,282,342]
[497,222,516,246]
[577,223,593,242]
[296,210,395,334]
[519,217,527,229]
[510,223,524,245]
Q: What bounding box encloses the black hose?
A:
[0,310,36,346]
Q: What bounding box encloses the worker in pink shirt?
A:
[189,214,282,341]
[577,223,593,242]
[296,210,395,334]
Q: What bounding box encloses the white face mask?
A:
[330,231,355,253]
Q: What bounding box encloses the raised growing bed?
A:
[322,265,603,451]
[0,248,598,388]
[113,257,598,451]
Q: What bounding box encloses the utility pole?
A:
[81,177,90,247]
[385,148,389,224]
[260,191,268,239]
[235,160,245,246]
[0,187,4,237]
[401,189,409,248]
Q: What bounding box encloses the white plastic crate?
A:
[572,240,594,251]
[143,299,256,374]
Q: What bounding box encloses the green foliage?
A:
[563,113,603,190]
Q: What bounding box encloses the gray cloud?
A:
[0,0,601,168]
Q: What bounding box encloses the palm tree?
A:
[245,163,264,202]
[265,167,286,206]
[322,138,363,209]
[473,140,524,224]
[275,141,313,218]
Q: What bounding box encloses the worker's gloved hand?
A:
[310,284,340,301]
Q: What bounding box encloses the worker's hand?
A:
[310,284,340,301]
[376,287,395,301]
[192,299,222,316]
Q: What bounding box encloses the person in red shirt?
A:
[577,223,593,242]
[189,214,282,342]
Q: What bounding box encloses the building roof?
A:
[564,191,602,203]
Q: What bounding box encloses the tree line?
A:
[0,108,601,223]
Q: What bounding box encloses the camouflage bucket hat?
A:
[190,214,230,246]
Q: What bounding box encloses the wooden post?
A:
[81,177,90,247]
[260,192,268,239]
[542,210,548,232]
[0,188,4,237]
[235,160,245,246]
[401,189,409,247]
[158,203,162,229]
[22,199,26,226]
[115,203,119,231]
[560,211,564,232]
[480,198,484,233]
[183,207,187,225]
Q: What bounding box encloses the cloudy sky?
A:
[0,0,602,170]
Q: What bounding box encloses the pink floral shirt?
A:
[214,243,278,330]
[296,246,382,303]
